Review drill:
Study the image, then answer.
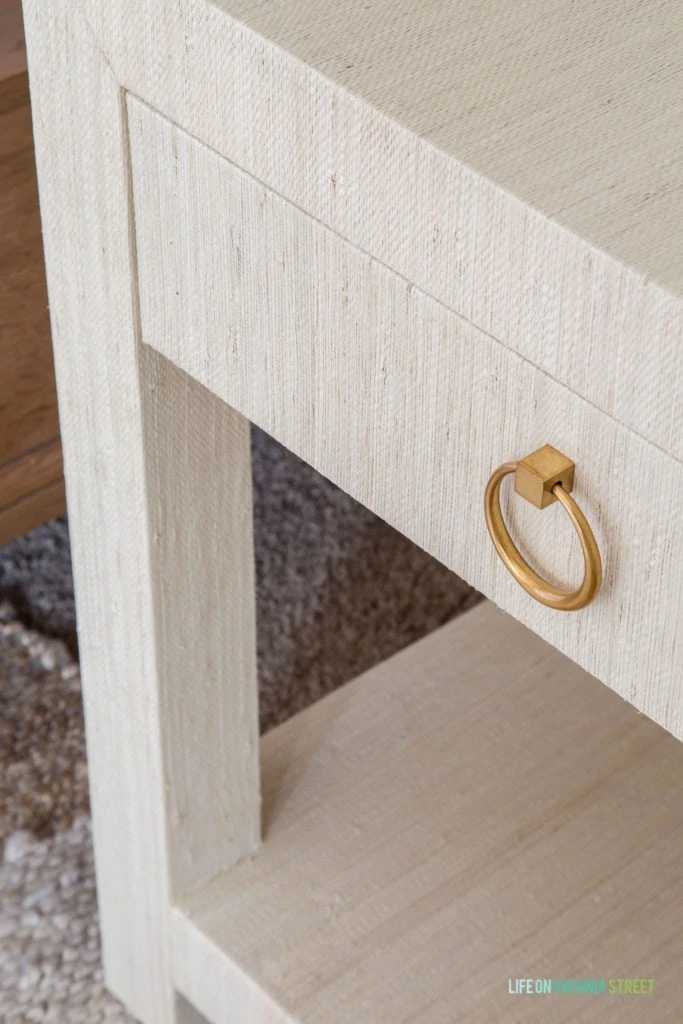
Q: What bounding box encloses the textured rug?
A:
[0,426,480,1022]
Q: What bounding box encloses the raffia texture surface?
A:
[0,428,480,1022]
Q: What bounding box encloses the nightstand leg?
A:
[23,5,261,1022]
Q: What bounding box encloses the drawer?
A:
[128,96,683,739]
[87,0,683,462]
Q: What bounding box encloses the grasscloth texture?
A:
[22,0,682,1020]
[0,426,479,836]
[86,0,683,458]
[130,98,683,741]
[175,602,683,1024]
[0,428,478,1021]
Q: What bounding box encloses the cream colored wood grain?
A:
[83,0,683,459]
[173,602,683,1024]
[22,4,260,1022]
[128,99,683,742]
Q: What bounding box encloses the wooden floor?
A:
[0,0,24,79]
[172,602,683,1023]
[0,0,65,544]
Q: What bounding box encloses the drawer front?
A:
[128,97,683,740]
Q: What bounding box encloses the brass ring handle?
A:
[484,445,602,611]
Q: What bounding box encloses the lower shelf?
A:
[172,602,683,1023]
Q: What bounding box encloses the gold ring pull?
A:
[484,445,602,611]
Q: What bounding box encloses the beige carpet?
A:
[0,428,480,1022]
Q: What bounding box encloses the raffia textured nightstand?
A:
[23,0,683,1020]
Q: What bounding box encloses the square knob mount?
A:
[514,445,575,510]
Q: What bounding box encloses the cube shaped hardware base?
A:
[514,444,575,509]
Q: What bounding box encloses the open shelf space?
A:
[172,602,683,1023]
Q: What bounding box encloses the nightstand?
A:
[23,0,683,1020]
